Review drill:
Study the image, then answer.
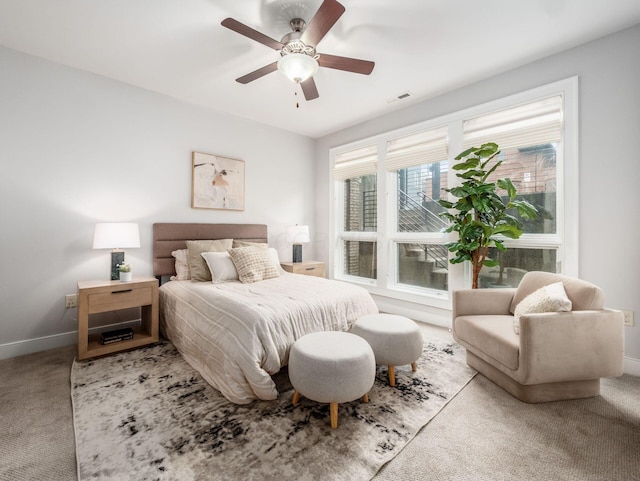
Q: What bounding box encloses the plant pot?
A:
[119,271,132,282]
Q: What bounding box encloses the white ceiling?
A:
[2,0,640,138]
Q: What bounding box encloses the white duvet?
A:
[159,274,378,404]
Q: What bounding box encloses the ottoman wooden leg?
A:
[411,361,418,372]
[292,390,300,406]
[330,402,339,429]
[388,366,396,386]
[362,393,369,403]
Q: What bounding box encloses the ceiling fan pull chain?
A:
[295,83,300,108]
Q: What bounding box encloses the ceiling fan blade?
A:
[318,54,375,75]
[300,77,319,101]
[300,0,345,46]
[221,18,283,50]
[236,62,278,84]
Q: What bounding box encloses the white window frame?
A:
[329,77,578,312]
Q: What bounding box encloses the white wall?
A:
[0,46,316,358]
[315,24,640,370]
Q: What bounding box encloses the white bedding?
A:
[159,273,378,404]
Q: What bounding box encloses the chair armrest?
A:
[452,288,516,319]
[518,309,625,384]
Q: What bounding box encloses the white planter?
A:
[119,271,132,282]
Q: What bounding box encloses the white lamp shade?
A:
[286,225,310,243]
[277,53,319,83]
[93,223,141,249]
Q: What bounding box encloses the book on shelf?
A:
[101,334,133,345]
[100,327,134,345]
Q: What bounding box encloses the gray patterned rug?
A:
[72,337,476,481]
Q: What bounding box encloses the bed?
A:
[153,223,379,404]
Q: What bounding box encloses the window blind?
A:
[462,96,562,151]
[332,145,377,180]
[384,126,448,171]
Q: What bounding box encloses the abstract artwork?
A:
[192,152,245,210]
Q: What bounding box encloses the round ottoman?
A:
[351,314,423,387]
[289,331,375,429]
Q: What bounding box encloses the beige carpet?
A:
[2,325,640,481]
[0,345,77,481]
[375,373,640,481]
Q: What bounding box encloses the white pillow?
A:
[267,248,286,274]
[171,249,190,281]
[513,281,572,334]
[201,251,239,283]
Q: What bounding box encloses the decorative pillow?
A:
[513,282,572,334]
[186,239,233,282]
[232,240,268,248]
[228,245,280,283]
[171,249,190,280]
[201,251,239,283]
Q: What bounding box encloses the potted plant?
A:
[118,262,133,282]
[438,142,538,288]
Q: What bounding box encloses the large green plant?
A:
[438,142,538,288]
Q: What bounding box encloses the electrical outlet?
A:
[65,294,77,309]
[623,310,634,327]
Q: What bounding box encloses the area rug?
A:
[71,337,476,481]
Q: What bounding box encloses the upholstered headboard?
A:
[153,223,268,277]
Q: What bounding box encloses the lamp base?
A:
[111,251,124,280]
[292,244,302,263]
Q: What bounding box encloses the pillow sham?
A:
[186,239,233,282]
[228,245,279,283]
[513,281,572,334]
[171,249,190,280]
[232,240,268,249]
[201,251,239,283]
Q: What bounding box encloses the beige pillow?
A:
[186,239,233,282]
[232,240,268,248]
[513,281,572,334]
[171,249,190,280]
[228,245,279,283]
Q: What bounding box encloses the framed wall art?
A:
[192,152,245,211]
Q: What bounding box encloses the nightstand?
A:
[77,277,159,360]
[280,261,326,278]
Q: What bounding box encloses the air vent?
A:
[387,91,414,104]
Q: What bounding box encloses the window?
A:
[386,127,449,233]
[385,126,450,293]
[463,96,563,288]
[330,78,577,315]
[334,145,378,283]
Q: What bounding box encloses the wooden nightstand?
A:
[280,261,326,278]
[77,277,159,360]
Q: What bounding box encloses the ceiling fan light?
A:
[277,53,318,83]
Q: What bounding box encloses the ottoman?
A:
[289,331,376,429]
[351,314,423,387]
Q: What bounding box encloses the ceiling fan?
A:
[221,0,375,101]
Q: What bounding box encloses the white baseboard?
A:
[0,330,77,360]
[624,356,640,377]
[0,320,141,360]
[3,320,640,377]
[372,294,451,328]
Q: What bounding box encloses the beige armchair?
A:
[452,271,624,403]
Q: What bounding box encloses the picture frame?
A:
[192,152,245,211]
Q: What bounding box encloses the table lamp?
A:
[93,223,141,280]
[286,225,309,263]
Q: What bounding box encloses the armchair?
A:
[452,271,624,403]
